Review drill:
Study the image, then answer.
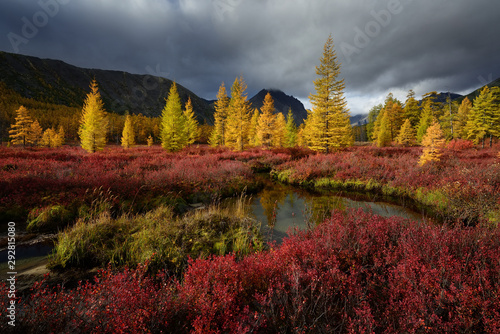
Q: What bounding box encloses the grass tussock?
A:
[48,196,263,275]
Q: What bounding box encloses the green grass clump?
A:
[48,199,263,275]
[27,205,74,232]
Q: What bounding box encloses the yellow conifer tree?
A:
[285,109,297,147]
[41,128,58,147]
[28,120,43,147]
[248,108,260,147]
[419,121,446,166]
[273,112,286,148]
[147,134,154,146]
[209,82,230,147]
[183,97,199,145]
[305,35,353,152]
[396,119,416,147]
[455,97,472,139]
[256,92,275,148]
[121,114,135,149]
[78,79,108,153]
[54,125,65,147]
[225,77,251,151]
[9,105,33,147]
[160,82,186,152]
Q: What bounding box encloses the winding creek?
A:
[1,177,430,278]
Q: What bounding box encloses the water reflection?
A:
[248,179,425,243]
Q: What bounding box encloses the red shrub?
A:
[4,211,500,333]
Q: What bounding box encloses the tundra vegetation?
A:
[1,36,500,332]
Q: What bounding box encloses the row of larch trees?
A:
[9,35,354,153]
[208,35,353,152]
[9,105,65,148]
[208,77,298,151]
[370,85,500,149]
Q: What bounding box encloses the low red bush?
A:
[3,210,500,333]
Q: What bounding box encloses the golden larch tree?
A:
[273,112,287,148]
[396,119,416,147]
[121,114,135,149]
[209,82,230,147]
[28,120,43,147]
[419,121,446,166]
[257,92,275,148]
[41,128,57,147]
[454,97,472,139]
[55,125,65,147]
[403,90,421,128]
[160,82,186,152]
[375,110,391,147]
[305,35,353,152]
[225,77,251,151]
[285,109,297,147]
[183,97,199,145]
[147,134,154,146]
[248,108,260,147]
[9,105,33,147]
[78,79,108,153]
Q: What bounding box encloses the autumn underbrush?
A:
[0,145,295,230]
[3,209,500,333]
[48,194,264,275]
[272,145,500,225]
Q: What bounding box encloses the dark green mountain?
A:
[0,51,214,122]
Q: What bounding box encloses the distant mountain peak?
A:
[249,88,307,124]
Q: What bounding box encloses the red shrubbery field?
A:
[1,144,500,332]
[2,210,500,333]
[0,145,290,224]
[274,145,500,224]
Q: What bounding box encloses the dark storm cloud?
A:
[1,0,500,114]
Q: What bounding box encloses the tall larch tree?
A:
[285,109,297,147]
[273,112,286,148]
[488,87,500,145]
[366,104,382,142]
[78,79,108,153]
[416,99,434,144]
[403,90,421,128]
[257,92,276,148]
[454,97,472,139]
[225,77,252,151]
[183,97,199,145]
[248,108,260,147]
[41,128,57,147]
[396,119,416,147]
[467,86,500,147]
[9,105,33,147]
[419,121,446,166]
[160,82,186,152]
[28,120,43,146]
[466,87,489,147]
[209,82,230,147]
[375,111,391,147]
[121,114,135,149]
[306,35,353,152]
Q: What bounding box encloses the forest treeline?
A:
[2,34,500,155]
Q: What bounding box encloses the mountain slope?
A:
[249,89,307,124]
[0,51,214,122]
[461,77,500,102]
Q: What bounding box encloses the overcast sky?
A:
[1,0,499,115]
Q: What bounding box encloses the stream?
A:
[242,177,428,243]
[0,177,429,273]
